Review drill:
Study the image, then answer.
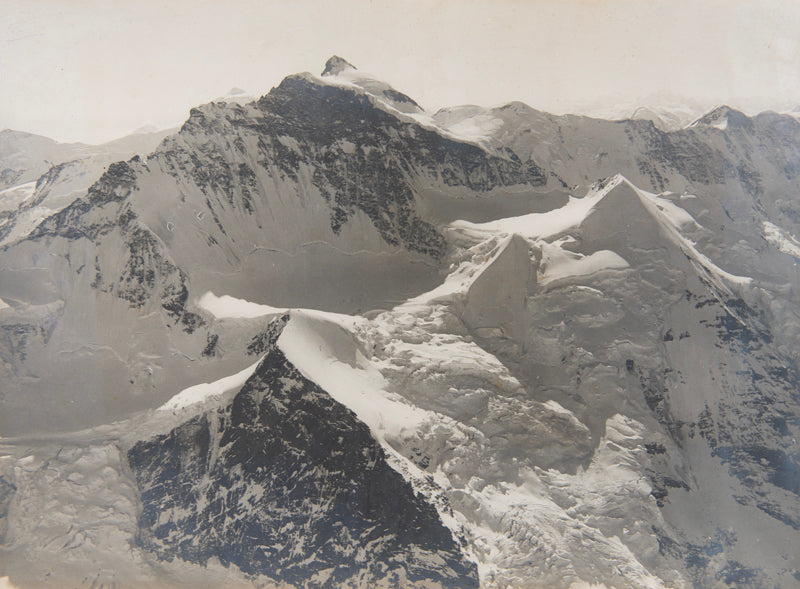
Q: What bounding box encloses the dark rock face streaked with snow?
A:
[128,322,478,588]
[247,73,542,255]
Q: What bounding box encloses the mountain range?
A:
[0,56,798,588]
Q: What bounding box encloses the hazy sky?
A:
[2,0,799,143]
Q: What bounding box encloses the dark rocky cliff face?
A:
[128,322,478,588]
[154,72,546,260]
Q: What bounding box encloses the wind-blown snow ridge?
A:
[401,180,639,309]
[197,292,465,457]
[198,289,492,484]
[213,86,255,105]
[197,291,283,318]
[0,181,37,213]
[434,107,505,142]
[158,359,262,411]
[401,233,518,308]
[450,175,627,241]
[168,291,377,415]
[197,291,363,329]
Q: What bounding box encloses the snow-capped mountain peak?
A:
[690,105,750,131]
[313,56,424,115]
[321,54,356,76]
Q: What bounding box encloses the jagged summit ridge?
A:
[321,55,356,76]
